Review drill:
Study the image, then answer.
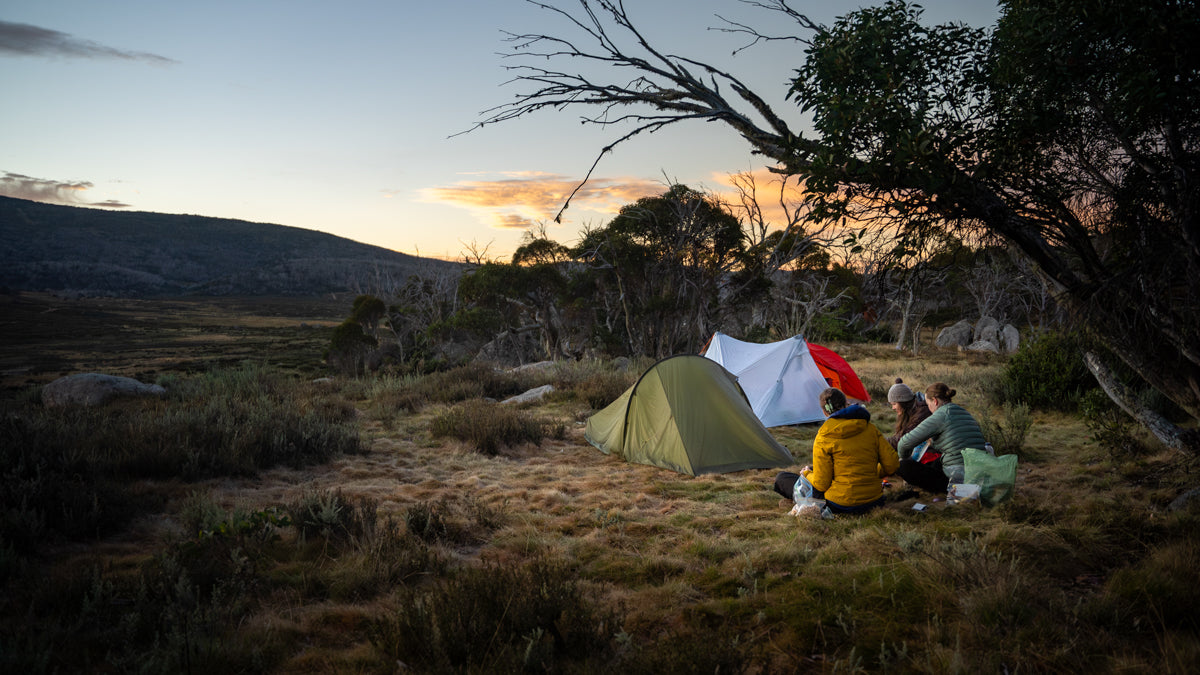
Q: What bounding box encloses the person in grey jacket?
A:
[895,382,987,493]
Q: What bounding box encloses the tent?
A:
[807,342,872,403]
[584,355,793,476]
[701,332,871,427]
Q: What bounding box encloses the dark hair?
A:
[892,397,926,435]
[819,387,848,415]
[925,382,956,403]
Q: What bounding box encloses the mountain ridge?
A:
[0,196,461,297]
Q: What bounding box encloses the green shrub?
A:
[430,399,545,454]
[997,331,1094,411]
[1080,388,1143,453]
[977,402,1033,458]
[326,320,378,375]
[286,488,368,545]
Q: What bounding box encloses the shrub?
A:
[574,370,636,409]
[286,488,370,545]
[368,557,616,673]
[430,399,545,454]
[1079,388,1143,453]
[326,320,378,375]
[996,331,1094,411]
[977,402,1033,457]
[0,366,362,552]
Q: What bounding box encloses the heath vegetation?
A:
[1,295,1197,674]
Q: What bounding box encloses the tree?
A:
[473,0,1200,453]
[573,184,746,357]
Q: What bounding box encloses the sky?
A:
[1,0,1000,261]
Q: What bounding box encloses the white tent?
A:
[701,332,868,427]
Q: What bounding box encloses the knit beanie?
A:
[887,378,915,403]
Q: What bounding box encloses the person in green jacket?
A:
[896,382,987,493]
[773,387,900,515]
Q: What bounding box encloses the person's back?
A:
[895,382,986,492]
[810,403,900,508]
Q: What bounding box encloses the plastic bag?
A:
[946,483,981,505]
[962,448,1017,507]
[789,497,830,519]
[790,477,834,519]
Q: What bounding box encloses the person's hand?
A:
[800,465,812,474]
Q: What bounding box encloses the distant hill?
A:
[0,196,462,297]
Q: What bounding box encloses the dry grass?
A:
[2,296,1198,673]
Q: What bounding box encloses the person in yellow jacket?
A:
[773,387,901,515]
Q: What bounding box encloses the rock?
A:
[974,316,999,343]
[1169,487,1200,511]
[935,320,974,348]
[42,373,166,408]
[964,339,1001,354]
[508,360,556,375]
[474,330,547,368]
[501,384,555,405]
[1000,324,1020,353]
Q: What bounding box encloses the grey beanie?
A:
[887,378,915,403]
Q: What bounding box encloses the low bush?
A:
[996,331,1094,411]
[1079,388,1144,453]
[978,402,1033,457]
[0,366,363,553]
[430,399,546,454]
[369,556,617,673]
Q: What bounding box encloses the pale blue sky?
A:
[1,0,999,260]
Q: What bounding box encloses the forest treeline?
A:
[329,182,1055,371]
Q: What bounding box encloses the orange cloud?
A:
[419,171,663,231]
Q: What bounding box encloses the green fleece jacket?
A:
[897,403,986,470]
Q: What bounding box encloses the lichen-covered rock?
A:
[501,384,555,405]
[964,339,1001,354]
[974,316,999,342]
[41,373,166,408]
[1000,324,1021,353]
[935,320,974,348]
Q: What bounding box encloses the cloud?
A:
[0,20,176,64]
[0,172,131,208]
[419,172,663,231]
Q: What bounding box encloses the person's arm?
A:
[877,428,901,477]
[806,435,834,493]
[897,407,944,459]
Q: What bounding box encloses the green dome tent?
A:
[585,355,794,476]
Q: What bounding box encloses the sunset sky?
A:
[1,0,999,261]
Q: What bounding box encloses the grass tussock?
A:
[430,399,549,454]
[369,556,618,673]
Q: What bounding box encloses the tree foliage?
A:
[473,0,1200,452]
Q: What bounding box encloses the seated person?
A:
[895,382,987,493]
[886,378,935,458]
[773,387,900,515]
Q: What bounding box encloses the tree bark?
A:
[1083,350,1198,456]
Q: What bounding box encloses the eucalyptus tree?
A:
[471,0,1200,452]
[573,184,747,357]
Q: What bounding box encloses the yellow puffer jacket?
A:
[802,404,900,507]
